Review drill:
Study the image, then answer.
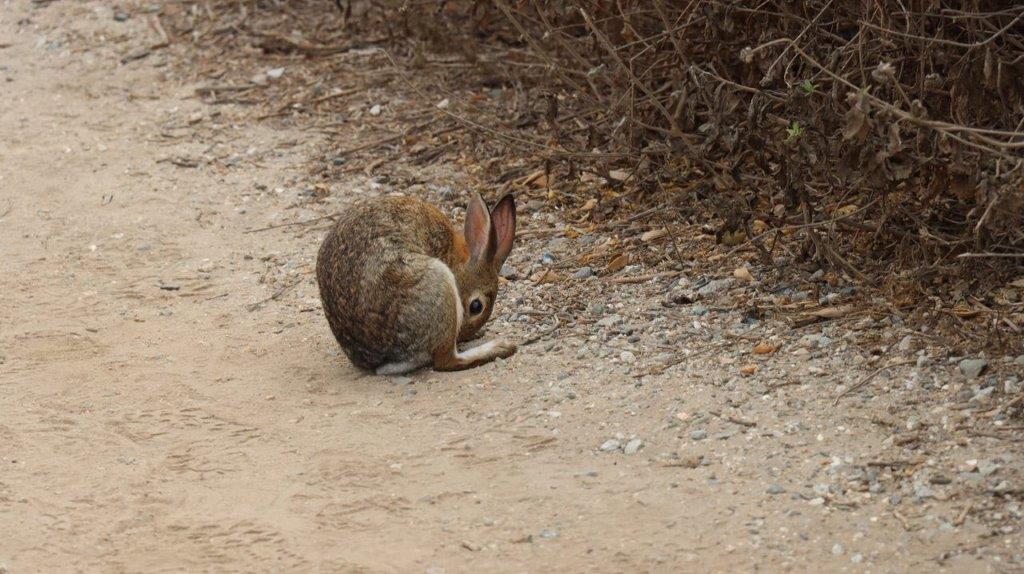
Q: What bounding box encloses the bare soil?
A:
[1,2,1021,573]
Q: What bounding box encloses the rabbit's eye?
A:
[469,299,484,315]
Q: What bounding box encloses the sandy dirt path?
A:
[0,2,1017,573]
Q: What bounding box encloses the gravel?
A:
[573,266,594,279]
[959,358,988,379]
[623,438,643,454]
[599,439,622,452]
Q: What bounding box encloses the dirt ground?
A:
[1,2,1022,573]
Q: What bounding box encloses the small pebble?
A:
[958,358,988,379]
[624,438,643,454]
[690,429,708,441]
[573,266,594,279]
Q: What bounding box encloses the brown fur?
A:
[315,194,516,372]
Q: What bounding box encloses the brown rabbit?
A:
[316,192,517,375]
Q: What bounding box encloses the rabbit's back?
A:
[316,197,463,369]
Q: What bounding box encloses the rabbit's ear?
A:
[464,193,494,261]
[490,193,516,267]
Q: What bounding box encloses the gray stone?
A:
[972,386,995,402]
[959,358,988,379]
[697,278,734,297]
[977,460,1001,477]
[545,237,571,253]
[500,264,518,280]
[898,335,913,351]
[573,266,594,279]
[690,429,708,441]
[599,439,621,452]
[596,314,622,328]
[766,484,786,495]
[690,306,708,316]
[624,438,643,454]
[391,376,413,386]
[539,529,559,539]
[1015,355,1024,367]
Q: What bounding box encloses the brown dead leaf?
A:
[606,253,629,274]
[580,198,597,212]
[952,303,980,319]
[752,342,778,355]
[640,228,668,242]
[532,269,561,284]
[522,169,549,188]
[810,306,851,319]
[720,229,747,246]
[733,267,754,283]
[608,169,630,182]
[740,364,757,376]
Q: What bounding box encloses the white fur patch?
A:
[455,340,497,362]
[429,258,462,334]
[376,355,429,375]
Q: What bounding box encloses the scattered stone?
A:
[1006,378,1022,394]
[599,439,622,452]
[958,358,988,379]
[972,386,995,402]
[391,376,413,386]
[620,351,637,364]
[624,438,643,454]
[499,264,518,280]
[596,314,622,328]
[113,10,130,21]
[993,480,1013,494]
[766,484,786,495]
[832,543,844,556]
[697,278,734,297]
[1014,355,1024,366]
[573,266,594,279]
[977,460,1001,477]
[690,305,708,316]
[898,335,913,351]
[690,429,708,441]
[539,529,559,539]
[266,67,285,80]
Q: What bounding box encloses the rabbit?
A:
[315,192,518,375]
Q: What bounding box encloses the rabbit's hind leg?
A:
[433,338,517,371]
